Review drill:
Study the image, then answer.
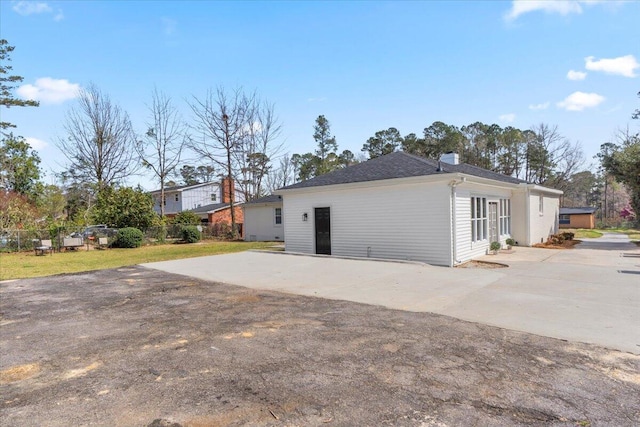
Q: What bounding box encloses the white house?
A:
[243,194,284,242]
[275,152,561,267]
[150,177,243,217]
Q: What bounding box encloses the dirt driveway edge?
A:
[2,267,639,426]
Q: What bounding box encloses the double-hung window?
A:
[275,208,282,225]
[471,197,487,242]
[499,199,511,235]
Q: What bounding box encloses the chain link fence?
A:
[1,223,243,253]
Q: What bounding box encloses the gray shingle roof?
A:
[188,202,230,213]
[244,194,282,205]
[279,151,527,191]
[560,207,597,215]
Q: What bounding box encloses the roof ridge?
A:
[397,151,438,166]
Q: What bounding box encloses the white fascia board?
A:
[274,174,455,195]
[450,173,523,191]
[520,183,563,196]
[456,174,563,196]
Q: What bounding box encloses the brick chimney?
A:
[221,176,235,204]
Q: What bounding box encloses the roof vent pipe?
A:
[440,152,459,165]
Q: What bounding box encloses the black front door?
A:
[315,207,331,255]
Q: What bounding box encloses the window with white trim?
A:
[275,208,282,225]
[211,193,217,201]
[499,199,511,235]
[539,195,544,213]
[471,197,487,242]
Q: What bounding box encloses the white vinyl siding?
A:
[182,184,219,211]
[243,203,284,242]
[283,180,452,266]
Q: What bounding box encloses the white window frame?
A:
[539,195,544,214]
[471,196,487,243]
[274,207,282,225]
[499,199,511,236]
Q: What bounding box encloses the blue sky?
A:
[2,0,639,190]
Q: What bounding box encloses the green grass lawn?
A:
[571,229,604,239]
[0,241,278,281]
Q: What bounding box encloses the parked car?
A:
[69,225,115,239]
[81,225,108,238]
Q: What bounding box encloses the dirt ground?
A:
[1,267,639,427]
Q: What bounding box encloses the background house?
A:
[243,194,283,242]
[276,152,562,266]
[150,177,243,217]
[559,207,597,229]
[150,177,245,234]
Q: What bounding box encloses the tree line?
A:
[286,111,638,225]
[1,37,638,232]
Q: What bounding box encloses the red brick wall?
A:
[208,206,244,236]
[221,177,235,204]
[560,214,595,229]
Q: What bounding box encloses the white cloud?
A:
[503,0,621,21]
[12,1,63,20]
[585,55,639,78]
[17,78,80,104]
[505,0,583,21]
[567,70,587,80]
[12,1,52,15]
[25,137,48,151]
[529,102,550,111]
[557,91,605,111]
[499,113,516,123]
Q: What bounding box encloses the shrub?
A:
[490,241,502,252]
[505,238,515,247]
[173,211,201,225]
[114,227,143,248]
[181,225,201,243]
[560,232,575,241]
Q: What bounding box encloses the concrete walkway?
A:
[143,233,640,354]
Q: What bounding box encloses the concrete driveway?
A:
[144,233,640,354]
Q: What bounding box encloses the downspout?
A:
[525,186,531,246]
[449,177,465,266]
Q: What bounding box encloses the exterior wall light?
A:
[302,213,308,221]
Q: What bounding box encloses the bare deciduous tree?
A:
[57,83,136,189]
[188,87,255,238]
[265,154,295,193]
[136,88,187,217]
[234,100,283,200]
